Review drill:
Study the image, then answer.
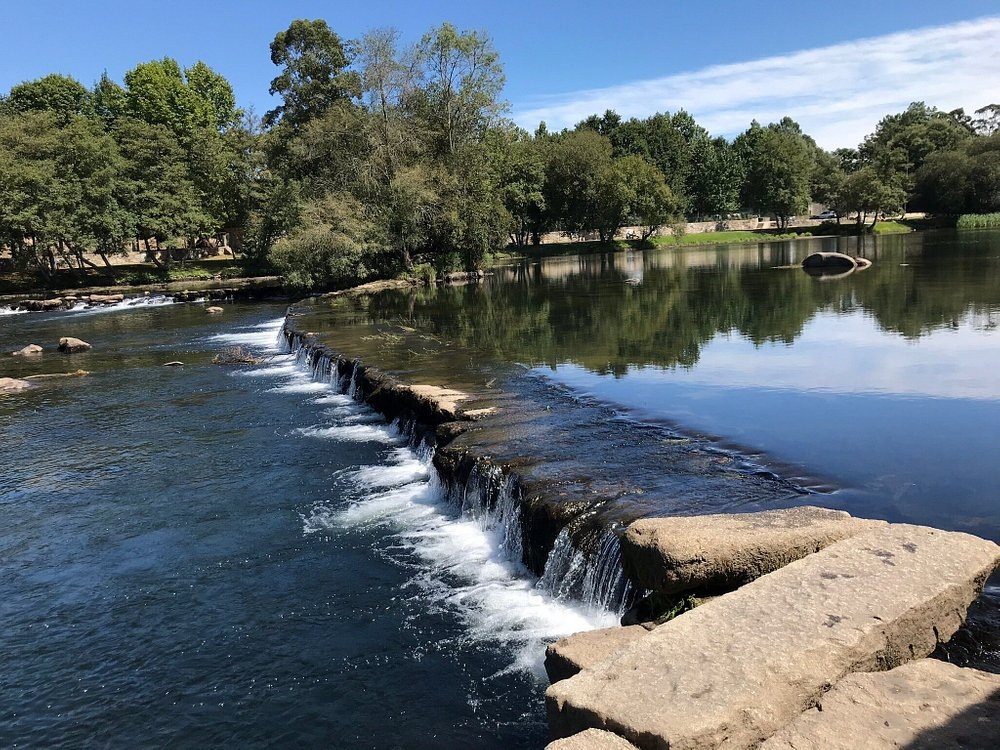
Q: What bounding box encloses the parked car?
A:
[812,210,838,220]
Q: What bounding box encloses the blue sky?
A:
[2,0,999,147]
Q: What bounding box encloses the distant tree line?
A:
[1,18,998,289]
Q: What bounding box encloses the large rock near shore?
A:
[760,659,1000,749]
[0,377,32,394]
[88,293,124,304]
[546,625,650,684]
[802,251,857,270]
[20,298,65,312]
[547,524,1000,750]
[620,507,884,596]
[58,337,92,353]
[547,729,638,750]
[12,344,43,356]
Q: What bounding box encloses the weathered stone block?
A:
[547,525,1000,750]
[620,506,884,596]
[760,659,1000,749]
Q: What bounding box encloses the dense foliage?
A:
[1,19,998,289]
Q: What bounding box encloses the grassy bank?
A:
[0,259,244,296]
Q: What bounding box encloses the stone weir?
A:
[282,295,816,616]
[282,292,1000,750]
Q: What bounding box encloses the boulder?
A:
[11,344,43,356]
[547,729,638,750]
[20,298,64,312]
[88,294,124,304]
[546,524,1000,750]
[58,337,92,353]
[546,625,650,684]
[620,507,884,596]
[854,257,872,270]
[802,251,857,270]
[0,377,32,394]
[205,306,224,314]
[760,659,1000,749]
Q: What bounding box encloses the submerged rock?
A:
[11,344,43,356]
[760,658,1000,749]
[205,306,224,314]
[0,377,32,394]
[620,506,884,596]
[23,370,88,380]
[547,524,1000,749]
[57,337,92,353]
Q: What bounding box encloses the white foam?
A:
[309,463,615,676]
[237,362,298,377]
[65,295,178,316]
[295,424,403,444]
[268,380,331,394]
[0,307,27,316]
[207,318,285,351]
[312,394,354,406]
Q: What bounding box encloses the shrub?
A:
[956,213,1000,228]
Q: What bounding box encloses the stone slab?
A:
[760,658,1000,749]
[546,625,650,684]
[547,524,1000,750]
[547,728,638,750]
[620,506,886,596]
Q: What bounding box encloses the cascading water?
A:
[282,331,634,652]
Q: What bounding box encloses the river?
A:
[1,228,998,747]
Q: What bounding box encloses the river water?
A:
[2,228,999,747]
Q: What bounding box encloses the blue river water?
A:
[0,301,610,748]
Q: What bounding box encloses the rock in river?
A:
[0,377,32,394]
[58,337,92,353]
[12,344,43,356]
[801,251,858,270]
[206,306,224,314]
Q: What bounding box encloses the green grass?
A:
[871,220,912,235]
[649,230,804,246]
[956,213,1000,229]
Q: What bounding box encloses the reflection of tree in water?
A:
[363,233,1000,376]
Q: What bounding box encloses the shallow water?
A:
[347,229,1000,543]
[0,303,610,748]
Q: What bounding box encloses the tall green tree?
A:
[4,74,91,123]
[265,19,360,128]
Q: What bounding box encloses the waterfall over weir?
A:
[286,329,638,627]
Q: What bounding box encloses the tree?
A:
[618,155,679,240]
[115,119,209,260]
[4,74,91,123]
[265,19,359,128]
[544,129,615,237]
[493,131,547,246]
[687,135,742,217]
[737,121,814,228]
[414,23,506,156]
[123,58,238,138]
[839,167,907,230]
[811,149,847,221]
[91,72,127,129]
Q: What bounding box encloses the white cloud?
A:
[512,17,1000,148]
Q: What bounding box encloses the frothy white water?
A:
[268,380,331,394]
[208,318,285,350]
[306,443,616,676]
[65,295,178,316]
[0,307,28,316]
[228,326,617,678]
[296,423,404,445]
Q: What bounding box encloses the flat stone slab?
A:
[620,506,885,596]
[547,524,999,750]
[546,625,650,684]
[547,729,638,750]
[761,659,1000,749]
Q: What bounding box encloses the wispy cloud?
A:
[512,17,1000,148]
